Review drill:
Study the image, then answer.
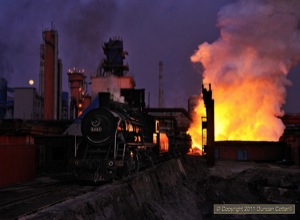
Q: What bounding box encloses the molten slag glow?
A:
[188,0,300,153]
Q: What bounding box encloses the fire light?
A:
[188,0,300,154]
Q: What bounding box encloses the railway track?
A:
[0,160,180,219]
[0,174,97,219]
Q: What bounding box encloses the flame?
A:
[188,0,300,153]
[187,101,206,155]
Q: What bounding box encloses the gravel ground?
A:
[156,155,300,220]
[22,155,300,220]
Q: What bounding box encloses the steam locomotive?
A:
[74,90,191,182]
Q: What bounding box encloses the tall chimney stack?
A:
[40,24,62,120]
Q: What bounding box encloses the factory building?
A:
[145,108,191,135]
[39,24,62,120]
[13,88,43,120]
[214,141,286,162]
[210,115,300,164]
[91,76,135,101]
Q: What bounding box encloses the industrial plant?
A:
[0,24,300,219]
[0,24,300,184]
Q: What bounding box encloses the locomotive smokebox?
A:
[98,92,111,108]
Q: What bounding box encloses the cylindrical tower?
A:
[41,24,62,120]
[43,30,55,120]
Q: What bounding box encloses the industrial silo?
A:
[0,77,8,119]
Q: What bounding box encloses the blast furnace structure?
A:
[91,37,135,102]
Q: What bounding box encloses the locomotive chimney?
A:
[98,92,111,108]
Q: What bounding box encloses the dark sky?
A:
[0,0,299,113]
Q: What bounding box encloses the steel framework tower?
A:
[98,37,129,77]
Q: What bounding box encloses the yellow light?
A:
[29,79,34,86]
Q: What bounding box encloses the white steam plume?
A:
[189,0,300,142]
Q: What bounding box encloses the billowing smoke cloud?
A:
[0,0,116,87]
[189,0,300,147]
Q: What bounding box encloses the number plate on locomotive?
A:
[90,127,102,132]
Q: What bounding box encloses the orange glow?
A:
[159,133,169,152]
[153,133,157,144]
[187,101,206,155]
[187,0,300,155]
[188,41,288,154]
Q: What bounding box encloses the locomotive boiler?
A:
[74,91,191,182]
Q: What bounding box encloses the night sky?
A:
[0,0,299,113]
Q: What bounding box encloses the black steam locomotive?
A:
[74,90,191,182]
